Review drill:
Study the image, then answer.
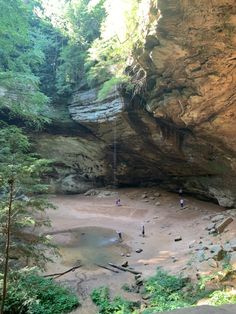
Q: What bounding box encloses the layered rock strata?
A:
[35,0,236,206]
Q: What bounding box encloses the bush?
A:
[142,269,191,313]
[208,290,236,306]
[1,271,79,313]
[91,286,138,314]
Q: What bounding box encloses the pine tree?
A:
[0,126,57,312]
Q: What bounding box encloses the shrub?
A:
[91,286,138,314]
[1,270,79,313]
[208,290,236,306]
[141,269,192,313]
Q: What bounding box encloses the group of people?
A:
[115,187,185,242]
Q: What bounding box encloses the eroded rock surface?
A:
[35,0,236,205]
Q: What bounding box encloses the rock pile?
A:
[206,214,234,234]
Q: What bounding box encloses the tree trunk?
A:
[1,178,14,314]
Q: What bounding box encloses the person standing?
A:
[142,225,145,237]
[180,199,184,208]
[115,198,121,206]
[178,188,183,196]
[116,231,122,241]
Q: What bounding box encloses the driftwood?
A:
[108,262,142,275]
[44,264,82,279]
[95,264,119,273]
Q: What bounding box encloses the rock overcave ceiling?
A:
[35,0,236,207]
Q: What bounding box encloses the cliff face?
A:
[35,0,236,207]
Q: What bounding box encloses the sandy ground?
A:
[44,187,236,313]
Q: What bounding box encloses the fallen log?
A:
[43,264,82,279]
[108,262,142,275]
[95,264,119,273]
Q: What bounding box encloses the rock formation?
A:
[35,0,236,207]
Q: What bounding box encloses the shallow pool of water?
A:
[51,226,129,270]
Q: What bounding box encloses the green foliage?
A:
[0,0,51,126]
[33,20,65,100]
[55,0,106,94]
[91,286,138,314]
[142,269,192,313]
[1,269,79,313]
[86,0,147,96]
[91,269,236,314]
[194,267,236,306]
[208,289,236,306]
[0,125,57,270]
[0,0,29,71]
[97,77,124,100]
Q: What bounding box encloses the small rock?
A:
[121,261,129,267]
[189,240,196,248]
[136,278,143,286]
[120,253,125,256]
[208,229,216,235]
[195,244,205,251]
[154,192,161,197]
[211,214,224,223]
[155,201,161,206]
[208,258,218,268]
[174,236,182,242]
[136,248,143,253]
[126,253,131,257]
[135,274,141,280]
[209,244,225,261]
[206,223,216,231]
[149,197,155,200]
[144,199,149,202]
[197,250,206,262]
[153,216,159,219]
[142,294,151,300]
[229,238,236,251]
[141,194,147,199]
[223,243,233,252]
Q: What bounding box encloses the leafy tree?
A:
[0,0,51,126]
[86,0,151,98]
[33,20,65,100]
[0,125,57,312]
[55,0,106,94]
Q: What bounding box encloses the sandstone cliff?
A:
[35,0,236,207]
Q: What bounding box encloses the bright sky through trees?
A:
[39,0,66,26]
